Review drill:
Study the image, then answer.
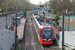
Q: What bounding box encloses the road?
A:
[0,13,16,28]
[59,21,75,31]
[45,11,75,31]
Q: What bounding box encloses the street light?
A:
[15,0,17,50]
[5,4,8,29]
[5,0,12,29]
[67,0,70,31]
[62,12,65,50]
[68,13,70,31]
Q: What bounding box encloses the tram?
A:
[32,14,53,45]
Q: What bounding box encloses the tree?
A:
[0,0,37,12]
[54,15,60,28]
[48,0,74,14]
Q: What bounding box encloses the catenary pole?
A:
[62,12,64,50]
[15,0,17,50]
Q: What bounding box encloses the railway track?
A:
[39,38,61,50]
[25,12,43,50]
[43,44,61,50]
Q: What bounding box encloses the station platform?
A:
[17,17,26,40]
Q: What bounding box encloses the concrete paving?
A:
[17,17,26,40]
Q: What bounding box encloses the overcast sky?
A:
[30,0,49,5]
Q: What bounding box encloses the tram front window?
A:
[43,28,52,40]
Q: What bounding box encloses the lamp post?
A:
[9,0,17,50]
[68,13,70,31]
[68,0,70,31]
[15,0,17,50]
[5,0,12,29]
[15,13,17,50]
[62,12,65,50]
[5,5,7,29]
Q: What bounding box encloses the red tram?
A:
[32,14,53,45]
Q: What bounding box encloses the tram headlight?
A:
[43,40,45,42]
[50,40,52,42]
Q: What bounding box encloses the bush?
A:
[54,14,60,20]
[54,14,60,27]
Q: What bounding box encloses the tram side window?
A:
[40,30,42,37]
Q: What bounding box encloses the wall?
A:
[0,29,15,50]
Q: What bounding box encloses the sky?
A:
[30,0,49,5]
